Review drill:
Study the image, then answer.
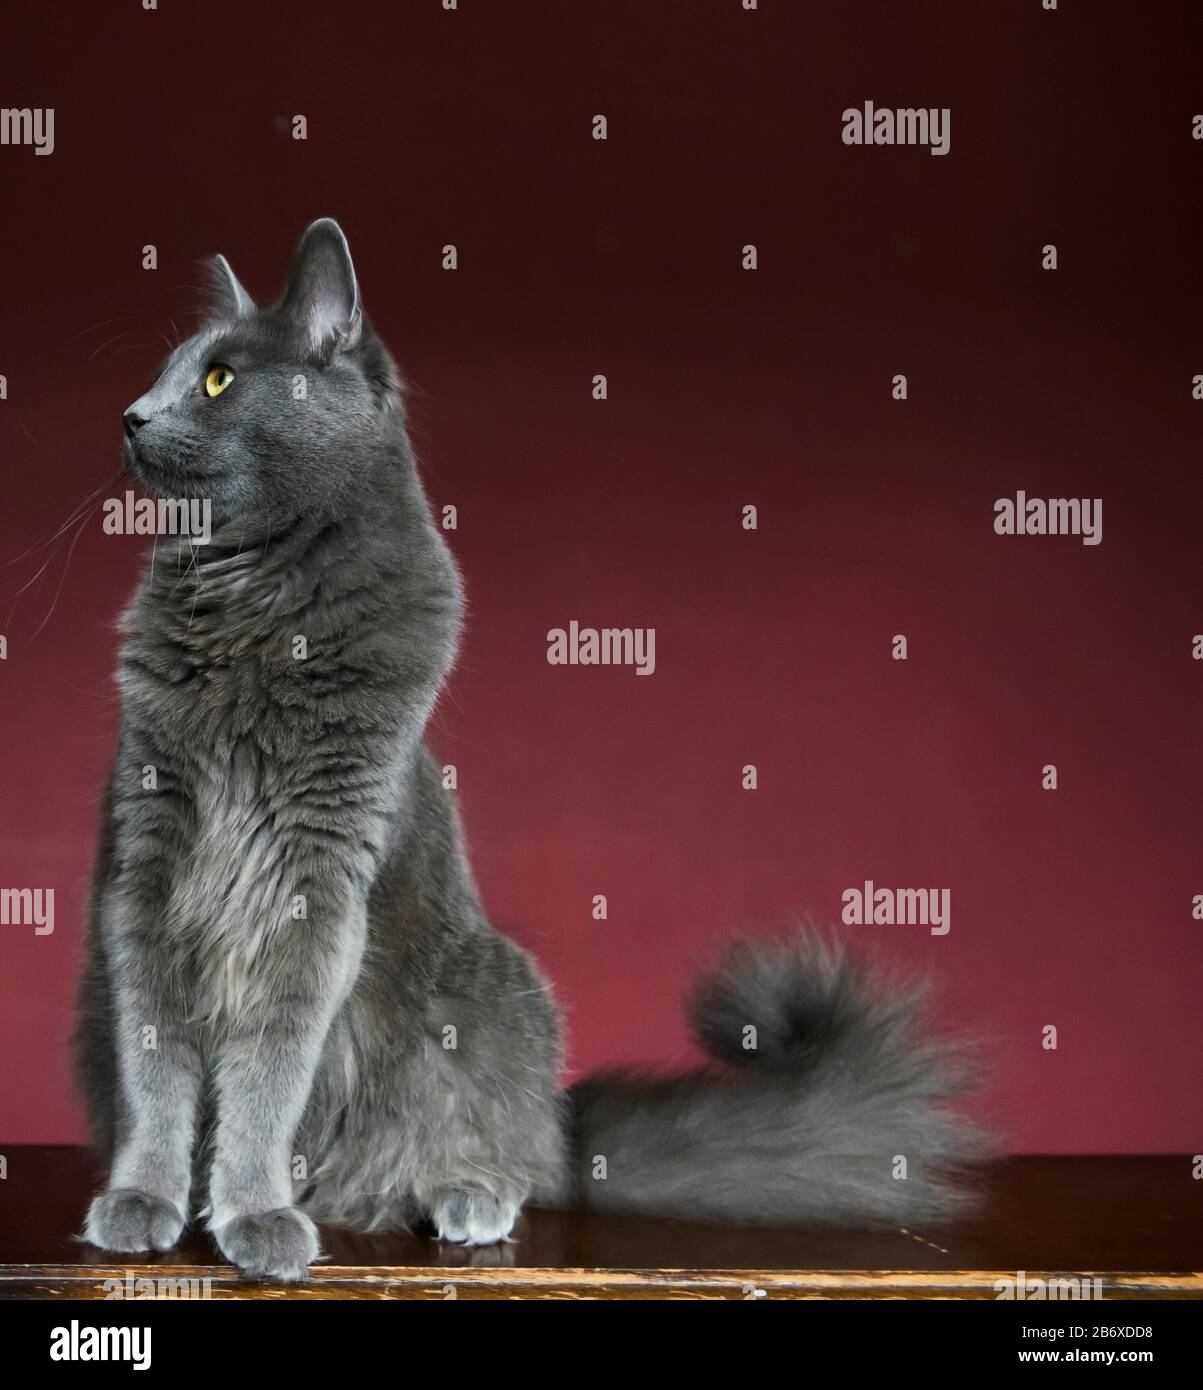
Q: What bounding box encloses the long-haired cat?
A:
[75,220,983,1281]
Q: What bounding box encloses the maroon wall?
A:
[0,1,1200,1151]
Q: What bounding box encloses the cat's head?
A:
[122,218,400,529]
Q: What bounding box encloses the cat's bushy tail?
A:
[564,930,988,1226]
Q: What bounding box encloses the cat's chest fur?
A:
[159,726,299,1024]
[119,562,308,1019]
[119,545,300,737]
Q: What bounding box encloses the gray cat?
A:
[74,219,984,1282]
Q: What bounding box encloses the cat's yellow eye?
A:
[204,364,235,398]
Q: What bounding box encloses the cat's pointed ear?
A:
[281,218,362,356]
[204,253,256,320]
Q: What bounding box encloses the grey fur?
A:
[571,933,987,1224]
[75,219,986,1282]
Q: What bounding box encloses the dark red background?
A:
[0,1,1200,1151]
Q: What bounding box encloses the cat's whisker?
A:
[3,473,120,571]
[13,414,52,454]
[26,493,107,641]
[5,475,119,641]
[88,329,147,363]
[64,314,148,346]
[5,500,104,621]
[171,539,202,597]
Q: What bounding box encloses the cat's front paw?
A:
[84,1188,185,1253]
[213,1207,320,1283]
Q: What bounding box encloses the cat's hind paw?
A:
[432,1189,519,1246]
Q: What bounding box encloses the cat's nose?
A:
[123,408,149,440]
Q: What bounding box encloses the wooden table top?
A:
[0,1148,1198,1299]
